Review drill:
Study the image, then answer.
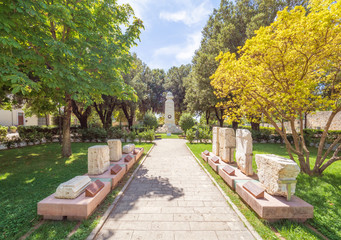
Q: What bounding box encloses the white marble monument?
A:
[256,154,300,199]
[212,127,220,156]
[107,139,122,162]
[55,176,91,199]
[219,128,236,163]
[163,92,182,134]
[235,129,253,176]
[88,145,110,175]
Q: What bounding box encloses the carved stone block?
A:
[236,129,253,176]
[219,128,236,148]
[243,181,265,199]
[107,139,122,162]
[212,127,220,156]
[55,176,91,199]
[88,145,110,175]
[85,180,105,197]
[111,164,123,175]
[123,144,135,154]
[255,154,300,198]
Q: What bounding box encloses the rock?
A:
[219,128,236,163]
[235,129,253,176]
[107,139,122,162]
[88,145,110,175]
[212,127,220,156]
[255,154,300,198]
[122,144,135,154]
[55,176,91,199]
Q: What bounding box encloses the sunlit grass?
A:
[0,142,153,240]
[187,142,339,240]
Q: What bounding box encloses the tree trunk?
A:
[214,107,224,127]
[71,100,91,129]
[93,96,117,130]
[121,102,135,129]
[62,94,72,157]
[232,121,238,130]
[205,110,210,125]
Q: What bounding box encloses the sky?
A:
[117,0,221,71]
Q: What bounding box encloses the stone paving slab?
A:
[95,139,256,240]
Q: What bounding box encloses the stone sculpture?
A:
[55,176,91,199]
[219,128,236,163]
[88,145,110,175]
[212,127,220,156]
[122,144,135,154]
[255,154,300,200]
[235,129,253,176]
[107,139,122,162]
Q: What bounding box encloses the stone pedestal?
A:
[219,128,236,163]
[55,176,91,199]
[255,154,300,198]
[235,129,253,176]
[107,139,122,162]
[212,127,220,156]
[88,145,110,175]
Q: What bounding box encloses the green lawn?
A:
[187,142,341,240]
[0,142,153,240]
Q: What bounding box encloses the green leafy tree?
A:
[142,110,158,130]
[0,0,143,156]
[179,113,195,134]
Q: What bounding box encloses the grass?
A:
[156,133,183,139]
[187,142,341,240]
[0,142,153,240]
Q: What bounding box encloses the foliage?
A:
[0,0,143,157]
[142,111,158,130]
[179,113,195,134]
[0,142,153,240]
[128,131,136,142]
[188,142,340,240]
[0,126,7,142]
[212,0,341,175]
[107,126,124,139]
[185,0,303,126]
[186,129,196,144]
[78,128,107,142]
[142,130,155,143]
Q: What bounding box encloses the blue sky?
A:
[118,0,221,70]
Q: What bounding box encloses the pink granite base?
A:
[236,181,314,221]
[201,152,209,162]
[38,182,111,220]
[208,157,227,172]
[134,148,144,162]
[86,166,125,189]
[218,165,257,190]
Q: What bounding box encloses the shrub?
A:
[143,129,155,143]
[0,126,7,142]
[9,126,17,133]
[107,126,124,139]
[138,132,144,143]
[186,128,196,144]
[122,130,129,142]
[143,111,158,130]
[128,131,136,142]
[179,113,195,134]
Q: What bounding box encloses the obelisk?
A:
[164,92,181,135]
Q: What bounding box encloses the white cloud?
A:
[151,31,202,69]
[159,1,212,26]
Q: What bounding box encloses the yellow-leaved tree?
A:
[211,0,341,176]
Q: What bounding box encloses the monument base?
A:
[156,124,182,134]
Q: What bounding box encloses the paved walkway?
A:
[95,139,255,240]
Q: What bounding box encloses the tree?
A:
[211,0,341,175]
[148,69,166,113]
[93,95,119,130]
[0,0,143,157]
[142,110,158,130]
[179,113,195,134]
[185,0,306,128]
[165,64,191,114]
[71,100,91,129]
